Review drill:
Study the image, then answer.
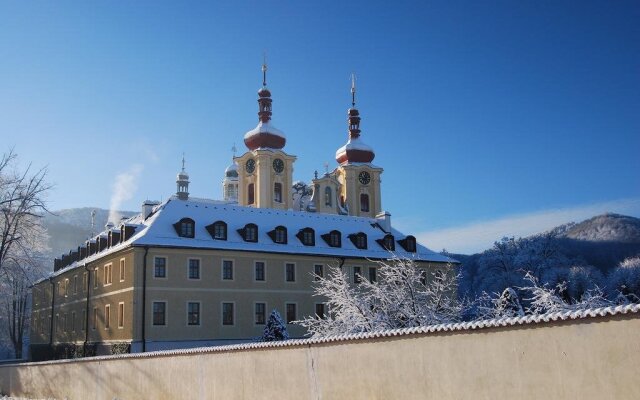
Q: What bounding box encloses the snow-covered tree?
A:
[0,149,51,358]
[607,256,640,303]
[297,258,462,337]
[474,287,525,319]
[291,181,313,211]
[260,310,289,342]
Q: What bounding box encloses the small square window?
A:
[188,259,200,279]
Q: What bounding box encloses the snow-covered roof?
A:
[18,303,640,364]
[244,121,286,141]
[40,196,454,282]
[336,137,374,155]
[133,197,452,262]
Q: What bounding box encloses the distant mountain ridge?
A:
[561,213,640,243]
[42,207,136,267]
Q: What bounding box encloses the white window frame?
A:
[119,258,126,282]
[254,260,267,282]
[284,262,296,283]
[221,259,234,281]
[152,300,168,326]
[153,256,168,279]
[186,301,202,326]
[221,301,235,326]
[285,302,298,324]
[254,301,267,325]
[118,302,125,329]
[187,258,202,280]
[104,263,113,286]
[104,304,111,329]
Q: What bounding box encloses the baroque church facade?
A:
[29,65,455,359]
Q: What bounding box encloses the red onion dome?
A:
[335,107,375,164]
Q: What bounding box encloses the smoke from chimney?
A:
[108,164,143,224]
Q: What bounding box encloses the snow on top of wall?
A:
[17,303,640,366]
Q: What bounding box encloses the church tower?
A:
[334,76,383,217]
[176,155,190,200]
[235,61,297,209]
[222,146,239,202]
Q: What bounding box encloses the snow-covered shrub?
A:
[607,256,640,303]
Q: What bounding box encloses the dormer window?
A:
[376,234,395,251]
[174,218,195,238]
[237,223,258,243]
[349,232,368,249]
[268,226,287,244]
[321,230,342,248]
[398,235,417,253]
[296,228,315,246]
[206,221,227,240]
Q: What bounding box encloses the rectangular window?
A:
[93,268,98,288]
[285,263,295,282]
[187,302,200,326]
[64,279,69,297]
[83,272,87,292]
[274,182,282,203]
[56,314,60,333]
[92,307,97,330]
[119,259,126,282]
[368,267,377,283]
[154,257,167,278]
[105,305,111,329]
[213,222,226,239]
[71,311,76,332]
[315,304,326,319]
[118,302,124,328]
[255,303,266,325]
[188,259,200,279]
[353,266,362,284]
[82,309,86,331]
[222,302,234,325]
[104,264,112,285]
[255,261,265,281]
[63,313,68,332]
[73,275,78,294]
[314,264,324,281]
[222,260,234,280]
[153,302,166,326]
[286,303,297,324]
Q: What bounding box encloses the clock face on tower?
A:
[273,158,284,173]
[358,171,371,185]
[245,159,256,174]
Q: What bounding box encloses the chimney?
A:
[375,211,392,233]
[142,200,160,219]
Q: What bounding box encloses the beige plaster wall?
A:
[3,313,638,399]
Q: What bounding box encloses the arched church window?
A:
[274,183,282,203]
[324,187,332,207]
[360,194,370,212]
[248,183,255,205]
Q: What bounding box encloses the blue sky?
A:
[1,1,639,253]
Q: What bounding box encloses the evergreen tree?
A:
[261,310,289,341]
